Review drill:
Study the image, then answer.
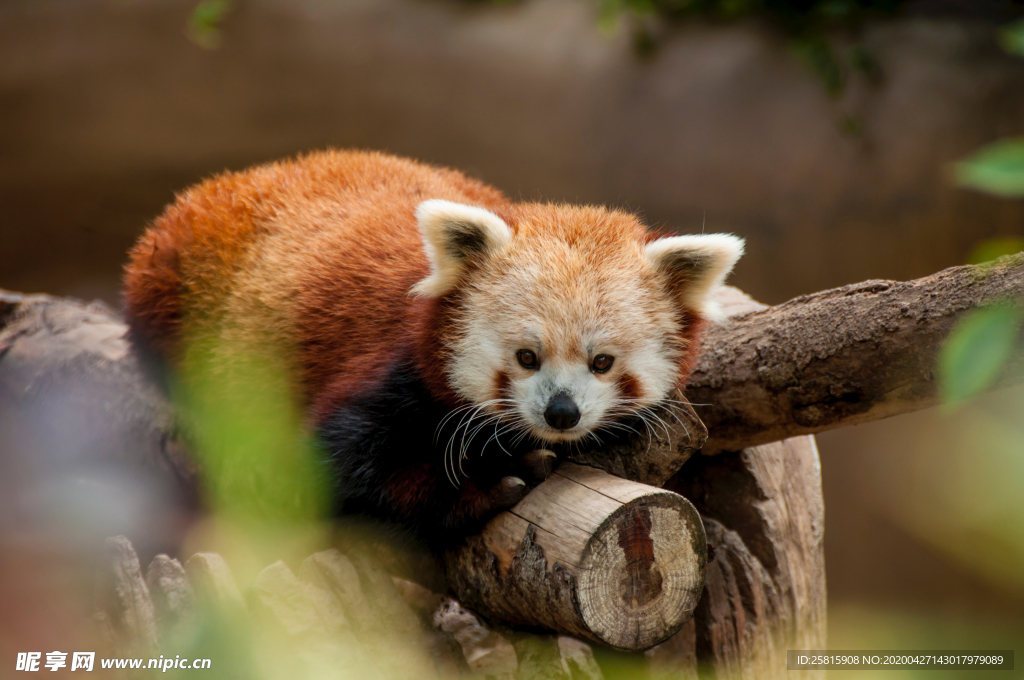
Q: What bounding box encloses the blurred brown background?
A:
[3,0,1024,652]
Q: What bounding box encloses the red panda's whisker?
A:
[660,405,692,441]
[510,426,537,449]
[447,401,494,463]
[462,413,506,461]
[629,410,657,452]
[660,397,713,408]
[445,404,491,485]
[436,402,486,443]
[605,397,694,443]
[600,420,642,439]
[443,443,458,489]
[641,407,674,443]
[466,411,506,442]
[453,400,516,470]
[485,420,524,457]
[441,398,509,444]
[462,407,518,456]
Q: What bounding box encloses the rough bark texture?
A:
[145,554,196,641]
[86,537,607,679]
[443,464,707,651]
[94,536,159,656]
[664,436,827,679]
[432,597,519,677]
[0,289,198,563]
[691,254,1024,453]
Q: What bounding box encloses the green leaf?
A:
[954,137,1024,198]
[939,304,1023,408]
[173,342,330,523]
[188,0,232,50]
[998,18,1024,57]
[968,237,1024,265]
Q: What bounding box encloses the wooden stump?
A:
[444,463,706,651]
[660,436,827,679]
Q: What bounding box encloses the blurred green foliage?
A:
[954,137,1024,198]
[899,387,1024,602]
[188,0,232,49]
[830,603,1024,680]
[173,342,330,524]
[942,22,1024,413]
[998,17,1024,57]
[969,237,1024,265]
[517,0,904,95]
[938,304,1022,409]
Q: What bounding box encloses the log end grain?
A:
[445,464,706,651]
[577,493,706,650]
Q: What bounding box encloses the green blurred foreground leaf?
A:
[998,18,1024,57]
[174,342,330,524]
[939,304,1023,408]
[188,0,232,49]
[968,238,1024,266]
[954,137,1024,198]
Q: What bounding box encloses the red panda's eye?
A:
[517,349,538,369]
[592,354,614,373]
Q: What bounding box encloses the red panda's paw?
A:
[519,449,559,484]
[487,475,528,511]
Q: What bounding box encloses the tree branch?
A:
[689,253,1024,454]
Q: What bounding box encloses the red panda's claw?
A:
[521,449,558,483]
[489,476,528,511]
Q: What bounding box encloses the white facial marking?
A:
[449,272,681,444]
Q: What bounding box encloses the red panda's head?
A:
[412,199,743,444]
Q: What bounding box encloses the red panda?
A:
[123,149,743,545]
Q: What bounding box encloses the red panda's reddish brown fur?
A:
[125,151,505,413]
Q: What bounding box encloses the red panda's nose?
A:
[544,393,581,430]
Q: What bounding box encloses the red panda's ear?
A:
[645,233,745,321]
[411,200,513,297]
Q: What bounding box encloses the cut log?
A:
[443,463,706,651]
[691,254,1024,453]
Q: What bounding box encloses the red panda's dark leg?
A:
[319,359,544,543]
[519,449,559,484]
[380,464,528,535]
[445,475,528,530]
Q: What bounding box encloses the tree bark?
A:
[443,463,707,651]
[691,254,1024,454]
